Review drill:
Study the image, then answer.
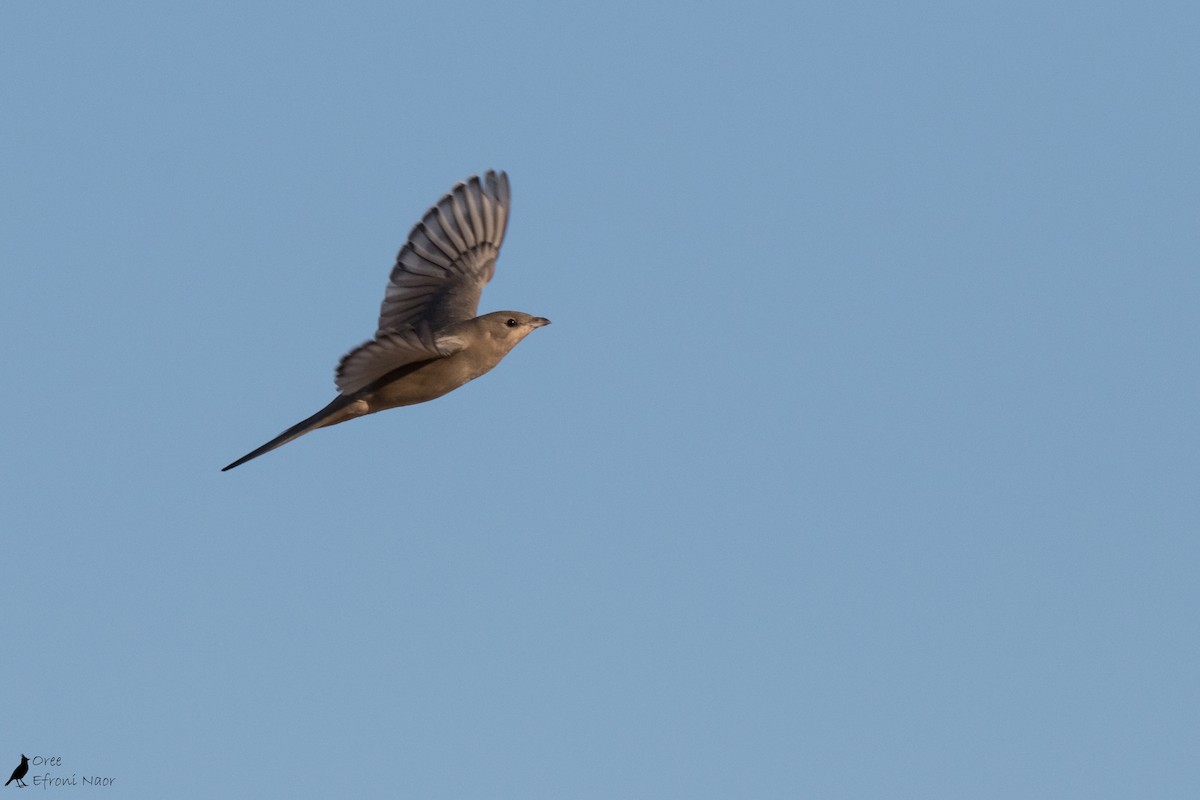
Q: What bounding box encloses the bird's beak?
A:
[532,317,551,328]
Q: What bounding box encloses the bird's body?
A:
[364,313,540,409]
[223,171,548,471]
[6,755,29,787]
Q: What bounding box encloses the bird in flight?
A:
[223,170,549,471]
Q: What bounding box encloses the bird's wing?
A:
[335,325,465,395]
[377,170,511,335]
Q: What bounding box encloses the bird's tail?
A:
[222,395,361,471]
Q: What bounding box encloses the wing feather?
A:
[376,170,510,334]
[335,325,464,396]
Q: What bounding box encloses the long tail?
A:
[222,395,361,472]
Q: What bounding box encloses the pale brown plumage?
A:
[222,171,548,471]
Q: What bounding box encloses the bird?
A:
[222,170,549,471]
[5,755,29,787]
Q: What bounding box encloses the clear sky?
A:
[2,1,1197,797]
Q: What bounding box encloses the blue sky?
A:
[2,1,1197,797]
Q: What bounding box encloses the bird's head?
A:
[479,311,551,347]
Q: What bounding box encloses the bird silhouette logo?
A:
[4,755,28,788]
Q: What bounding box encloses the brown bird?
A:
[223,171,549,471]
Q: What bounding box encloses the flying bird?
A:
[223,171,549,471]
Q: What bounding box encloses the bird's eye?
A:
[505,318,518,327]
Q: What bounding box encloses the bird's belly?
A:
[364,353,493,411]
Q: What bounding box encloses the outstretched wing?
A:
[377,170,511,335]
[335,324,464,396]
